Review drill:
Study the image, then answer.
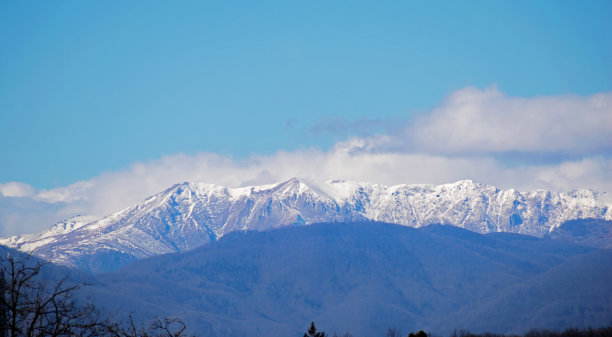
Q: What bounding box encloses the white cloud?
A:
[386,86,612,155]
[1,87,611,236]
[0,182,35,197]
[0,195,68,237]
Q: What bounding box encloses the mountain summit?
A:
[2,178,611,272]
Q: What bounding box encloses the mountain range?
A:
[1,178,611,272]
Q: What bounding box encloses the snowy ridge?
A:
[0,215,99,252]
[1,178,610,272]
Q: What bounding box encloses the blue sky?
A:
[1,1,612,235]
[2,1,611,188]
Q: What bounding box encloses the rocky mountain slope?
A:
[1,178,610,272]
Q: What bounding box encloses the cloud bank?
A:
[1,87,611,236]
[405,86,612,155]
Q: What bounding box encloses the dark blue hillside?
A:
[79,222,611,337]
[546,218,612,249]
[0,244,93,286]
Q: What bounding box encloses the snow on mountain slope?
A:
[1,178,610,272]
[0,215,99,252]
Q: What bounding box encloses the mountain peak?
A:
[2,178,611,272]
[274,177,310,193]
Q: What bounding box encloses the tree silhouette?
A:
[0,254,108,337]
[0,254,194,337]
[105,314,193,337]
[408,330,428,337]
[304,321,326,337]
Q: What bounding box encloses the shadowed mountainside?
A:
[546,218,612,249]
[80,222,612,337]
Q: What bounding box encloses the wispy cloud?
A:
[307,116,389,138]
[2,87,611,236]
[0,182,36,198]
[0,195,67,237]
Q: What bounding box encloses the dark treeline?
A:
[305,322,612,337]
[447,326,612,337]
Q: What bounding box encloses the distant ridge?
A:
[1,178,610,272]
[83,222,612,337]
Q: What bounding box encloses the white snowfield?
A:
[1,178,610,270]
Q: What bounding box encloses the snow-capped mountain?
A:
[1,178,611,272]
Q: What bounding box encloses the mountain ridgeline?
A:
[1,178,611,272]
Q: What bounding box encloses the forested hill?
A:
[80,222,612,337]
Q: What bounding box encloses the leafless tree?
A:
[105,313,195,337]
[385,327,403,337]
[0,254,109,337]
[1,254,195,337]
